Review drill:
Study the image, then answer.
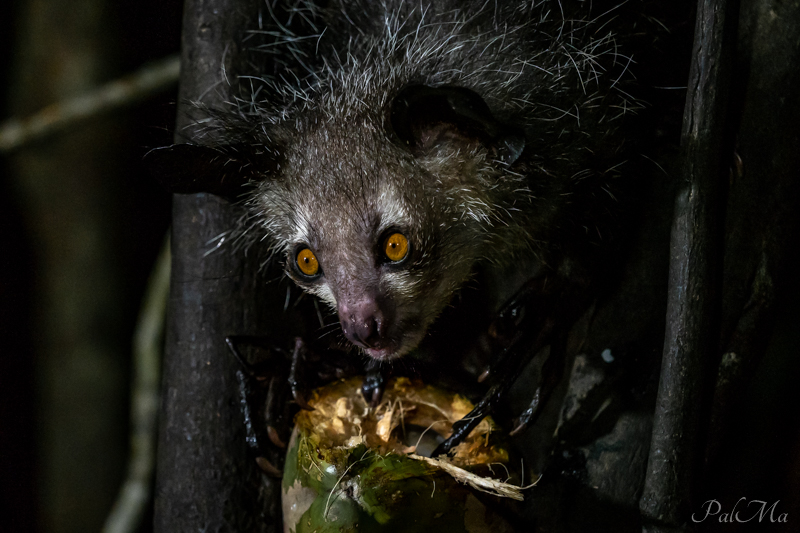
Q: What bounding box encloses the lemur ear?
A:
[390,85,525,166]
[144,143,280,201]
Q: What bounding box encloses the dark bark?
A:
[639,0,738,530]
[706,0,800,481]
[153,0,281,531]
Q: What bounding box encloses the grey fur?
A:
[183,0,642,360]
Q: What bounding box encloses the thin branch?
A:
[0,55,180,153]
[102,235,171,533]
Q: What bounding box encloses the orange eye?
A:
[384,232,409,262]
[296,248,319,276]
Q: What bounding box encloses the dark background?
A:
[0,1,798,532]
[1,0,180,531]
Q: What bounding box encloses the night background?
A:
[1,0,179,530]
[1,0,798,532]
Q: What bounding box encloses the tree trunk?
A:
[153,0,282,531]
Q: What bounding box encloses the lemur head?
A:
[148,85,526,360]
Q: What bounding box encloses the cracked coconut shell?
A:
[282,377,532,533]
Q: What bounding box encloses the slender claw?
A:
[509,420,529,437]
[267,425,287,448]
[361,362,389,408]
[289,337,314,410]
[477,368,490,383]
[433,378,512,456]
[435,309,558,456]
[508,331,567,439]
[370,386,382,408]
[292,389,314,411]
[255,456,283,478]
[226,337,256,377]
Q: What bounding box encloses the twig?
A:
[0,55,180,153]
[102,235,171,533]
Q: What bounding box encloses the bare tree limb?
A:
[0,55,179,153]
[102,236,171,533]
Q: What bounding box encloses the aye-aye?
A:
[149,0,643,371]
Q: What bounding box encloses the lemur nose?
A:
[339,299,386,348]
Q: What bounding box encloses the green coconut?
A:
[282,377,532,533]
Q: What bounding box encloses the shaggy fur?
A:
[177,0,643,360]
